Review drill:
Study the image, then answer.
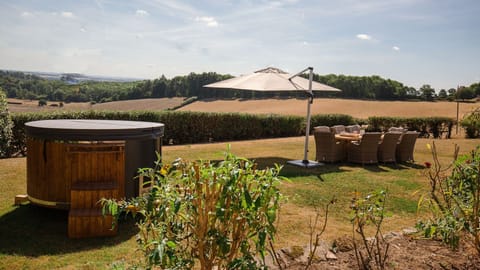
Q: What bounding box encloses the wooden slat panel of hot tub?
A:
[67,143,124,238]
[27,138,70,208]
[27,139,126,209]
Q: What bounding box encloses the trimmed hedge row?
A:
[461,108,480,138]
[4,111,454,157]
[367,116,455,138]
[8,111,355,157]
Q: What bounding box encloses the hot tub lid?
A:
[26,119,164,141]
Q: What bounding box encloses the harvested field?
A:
[7,98,185,113]
[179,98,479,119]
[7,98,91,112]
[8,97,479,119]
[91,97,185,111]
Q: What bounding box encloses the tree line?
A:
[1,70,479,104]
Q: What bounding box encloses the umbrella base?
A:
[287,159,324,168]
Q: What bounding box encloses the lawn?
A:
[0,136,477,269]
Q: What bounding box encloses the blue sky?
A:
[1,0,479,90]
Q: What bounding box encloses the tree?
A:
[0,88,13,158]
[438,89,447,99]
[469,82,480,97]
[448,88,457,97]
[38,99,47,106]
[406,87,418,97]
[152,75,168,98]
[456,86,475,100]
[419,84,435,101]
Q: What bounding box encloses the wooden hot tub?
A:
[25,119,165,209]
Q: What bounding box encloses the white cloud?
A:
[195,16,218,27]
[80,27,86,33]
[136,9,149,16]
[61,11,74,18]
[392,46,400,51]
[356,34,372,40]
[21,11,32,17]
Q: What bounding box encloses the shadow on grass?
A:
[0,204,137,257]
[251,157,424,177]
[342,161,424,172]
[250,157,349,179]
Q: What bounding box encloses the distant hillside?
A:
[2,70,479,105]
[5,70,143,84]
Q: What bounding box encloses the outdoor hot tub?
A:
[25,119,165,209]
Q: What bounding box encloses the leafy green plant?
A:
[103,150,284,270]
[417,142,480,253]
[350,190,390,270]
[0,88,13,158]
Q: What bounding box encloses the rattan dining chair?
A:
[314,126,331,132]
[314,128,346,163]
[347,132,382,165]
[345,124,361,133]
[396,131,420,162]
[378,132,402,163]
[331,125,346,134]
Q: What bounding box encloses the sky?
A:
[0,0,479,90]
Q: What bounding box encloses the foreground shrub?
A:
[417,142,480,254]
[350,190,390,270]
[0,89,13,158]
[460,107,480,138]
[103,151,283,269]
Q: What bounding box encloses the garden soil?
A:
[270,232,480,269]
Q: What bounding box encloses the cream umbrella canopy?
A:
[204,66,341,168]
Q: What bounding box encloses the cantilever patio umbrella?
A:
[203,66,341,168]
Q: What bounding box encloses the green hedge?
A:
[367,116,454,138]
[9,111,354,156]
[5,111,454,157]
[311,114,356,127]
[460,108,480,138]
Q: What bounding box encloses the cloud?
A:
[195,16,218,27]
[356,34,372,40]
[61,11,74,18]
[21,11,32,18]
[136,9,149,16]
[392,46,400,51]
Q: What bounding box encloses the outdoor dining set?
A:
[313,124,419,165]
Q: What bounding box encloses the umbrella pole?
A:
[303,93,313,162]
[287,67,323,168]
